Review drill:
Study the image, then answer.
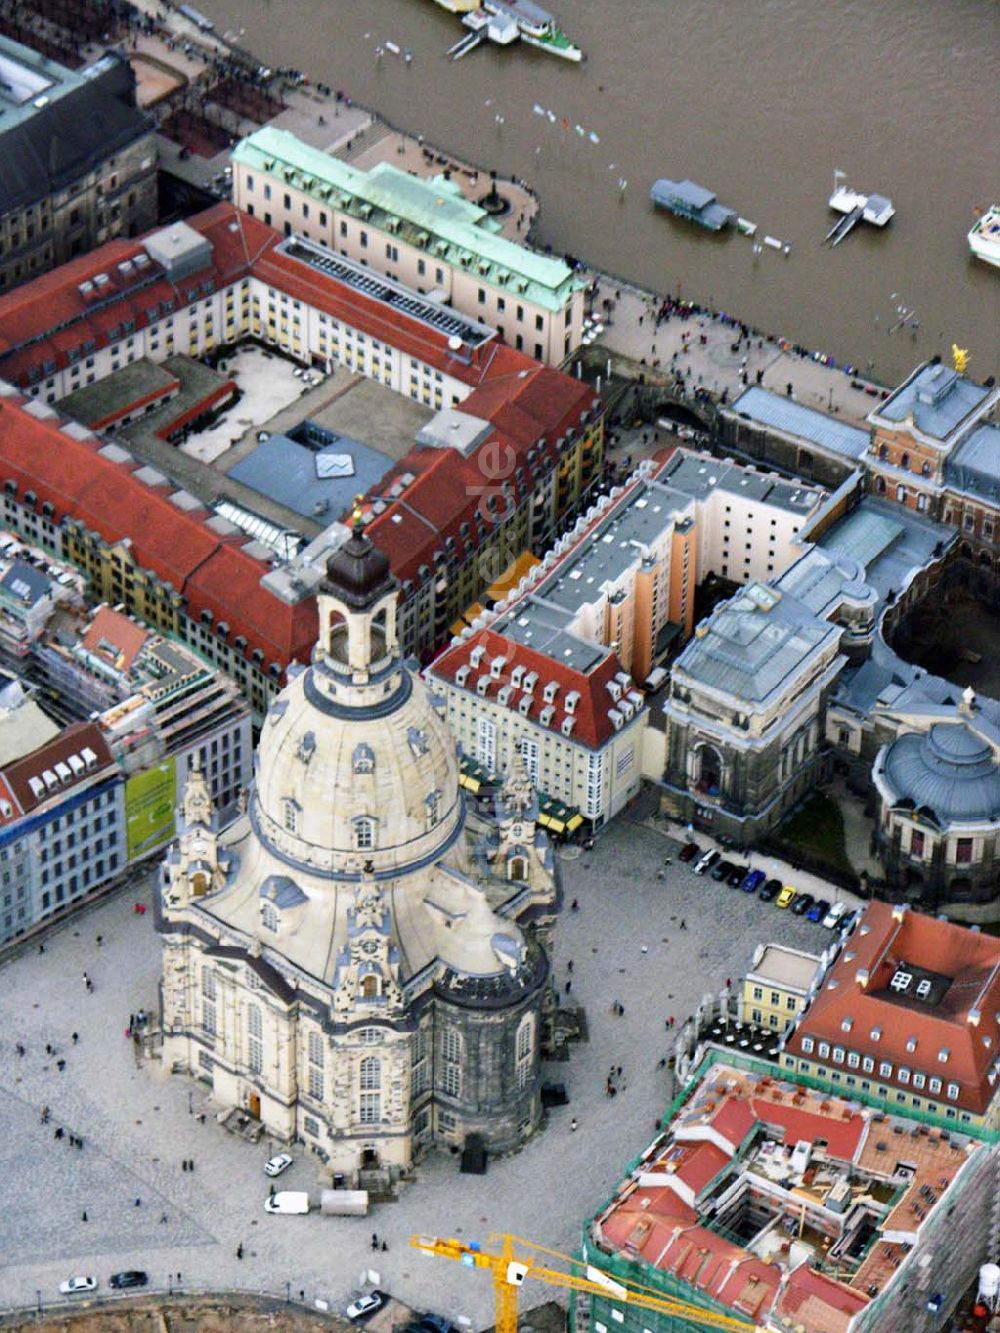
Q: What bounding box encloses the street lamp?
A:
[188,1090,193,1115]
[36,1290,42,1314]
[286,1281,291,1303]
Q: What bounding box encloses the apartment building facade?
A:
[232,126,584,366]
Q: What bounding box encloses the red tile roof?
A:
[1,721,114,819]
[81,606,150,672]
[429,625,634,751]
[785,901,1000,1115]
[0,206,273,388]
[0,389,315,672]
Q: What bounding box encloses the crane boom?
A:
[410,1233,761,1333]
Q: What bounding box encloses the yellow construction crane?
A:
[410,1233,761,1333]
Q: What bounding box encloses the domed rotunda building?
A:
[158,516,557,1184]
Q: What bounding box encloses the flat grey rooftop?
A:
[491,600,607,675]
[228,429,393,524]
[731,387,870,461]
[871,363,992,442]
[533,478,690,614]
[662,449,823,512]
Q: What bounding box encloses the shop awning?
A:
[486,549,541,604]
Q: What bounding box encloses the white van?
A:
[265,1190,310,1215]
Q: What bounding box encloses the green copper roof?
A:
[233,126,582,312]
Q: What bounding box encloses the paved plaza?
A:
[0,810,848,1324]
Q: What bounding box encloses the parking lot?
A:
[0,811,850,1325]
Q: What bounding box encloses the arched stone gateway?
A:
[158,512,558,1185]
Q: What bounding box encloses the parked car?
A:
[346,1291,386,1321]
[710,859,734,882]
[775,886,797,909]
[678,841,700,864]
[741,869,766,894]
[758,878,782,903]
[109,1271,148,1290]
[791,891,815,916]
[264,1152,293,1177]
[726,864,745,887]
[59,1276,97,1295]
[694,849,720,876]
[807,898,830,923]
[822,901,850,929]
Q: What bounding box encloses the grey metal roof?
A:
[819,497,955,607]
[491,600,607,675]
[0,43,153,214]
[674,582,838,702]
[229,430,393,523]
[873,363,991,442]
[945,424,1000,504]
[880,722,1000,824]
[662,448,824,512]
[774,547,872,617]
[260,874,308,909]
[731,387,869,461]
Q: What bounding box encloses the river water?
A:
[196,0,999,384]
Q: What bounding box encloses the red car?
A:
[678,841,700,863]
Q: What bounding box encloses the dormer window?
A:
[543,680,559,703]
[511,665,525,689]
[938,1048,950,1064]
[565,691,580,714]
[282,798,300,834]
[906,1036,917,1053]
[470,644,485,668]
[354,816,376,850]
[870,1026,882,1042]
[490,655,506,679]
[353,743,375,775]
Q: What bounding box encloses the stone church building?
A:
[157,515,558,1185]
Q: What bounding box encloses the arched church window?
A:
[360,974,380,998]
[282,798,299,833]
[441,1027,462,1098]
[261,900,279,932]
[425,790,441,827]
[353,743,375,776]
[359,1055,381,1124]
[508,855,527,882]
[354,816,375,850]
[359,1055,381,1090]
[515,1014,534,1091]
[247,1003,263,1073]
[307,1030,324,1101]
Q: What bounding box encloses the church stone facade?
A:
[157,517,557,1185]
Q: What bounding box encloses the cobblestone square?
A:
[0,814,840,1324]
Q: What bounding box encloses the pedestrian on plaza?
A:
[680,919,687,930]
[82,971,89,985]
[566,959,574,974]
[565,980,572,996]
[570,898,579,912]
[56,1058,66,1071]
[160,1213,168,1224]
[381,1240,388,1252]
[86,979,93,993]
[236,1243,244,1260]
[38,943,44,953]
[96,935,103,947]
[81,1211,87,1222]
[570,1118,578,1132]
[135,1197,141,1207]
[616,1065,623,1078]
[371,1232,379,1250]
[72,1032,79,1044]
[16,1042,24,1056]
[54,1127,64,1140]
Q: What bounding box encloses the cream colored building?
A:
[741,942,824,1032]
[158,520,557,1184]
[231,126,585,366]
